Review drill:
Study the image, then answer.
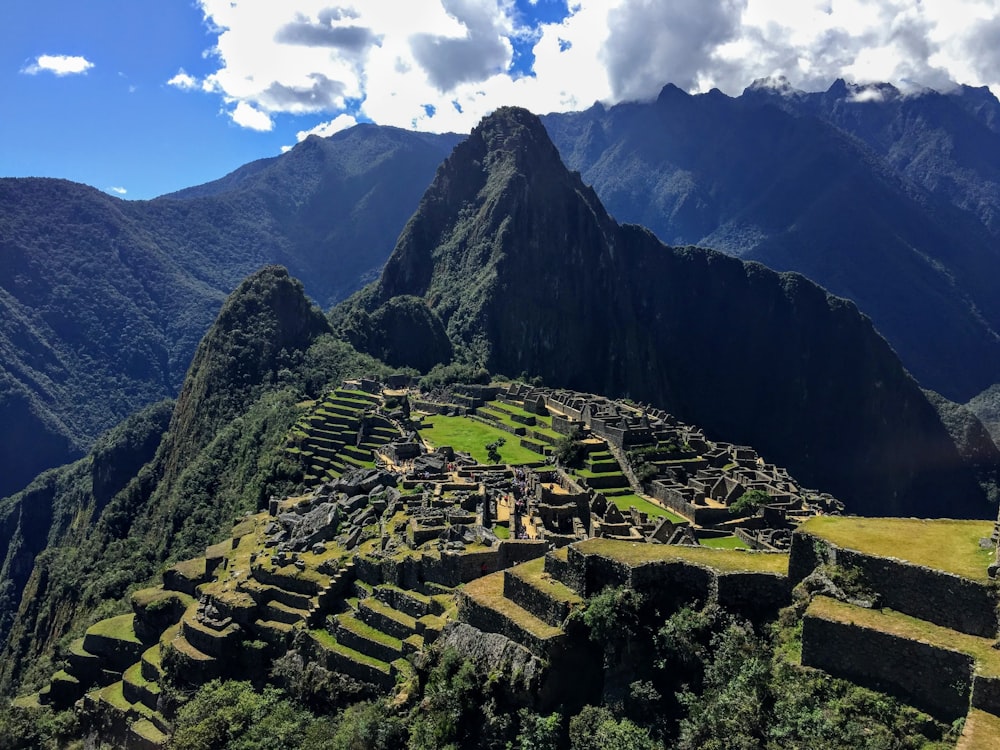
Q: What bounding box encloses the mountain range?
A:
[0,102,999,721]
[3,80,1000,505]
[542,79,1000,402]
[0,127,457,498]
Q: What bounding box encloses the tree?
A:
[486,437,506,464]
[729,489,770,516]
[553,428,586,468]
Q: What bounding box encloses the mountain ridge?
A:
[541,82,1000,401]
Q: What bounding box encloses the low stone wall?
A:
[457,588,564,657]
[790,532,1000,638]
[249,564,321,595]
[503,571,570,627]
[972,674,1000,716]
[499,539,548,568]
[82,634,144,673]
[801,613,973,721]
[303,632,394,690]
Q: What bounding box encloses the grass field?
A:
[800,516,995,581]
[576,537,790,574]
[606,492,687,523]
[416,415,542,465]
[700,535,748,550]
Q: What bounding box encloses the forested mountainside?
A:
[541,81,1000,402]
[0,266,394,695]
[341,106,999,520]
[0,127,457,498]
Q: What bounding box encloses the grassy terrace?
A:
[462,573,563,640]
[700,535,748,550]
[416,415,542,465]
[482,402,563,439]
[960,709,1000,749]
[574,537,789,575]
[799,516,996,582]
[87,614,141,644]
[604,492,687,523]
[507,557,583,606]
[807,595,1000,677]
[307,629,391,673]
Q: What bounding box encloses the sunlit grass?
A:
[800,516,995,581]
[416,415,541,464]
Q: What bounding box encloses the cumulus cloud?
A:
[410,0,512,91]
[230,101,273,131]
[21,54,94,76]
[275,19,378,51]
[183,0,1000,136]
[603,0,746,100]
[167,68,199,90]
[295,113,359,141]
[108,186,127,195]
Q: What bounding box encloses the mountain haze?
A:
[347,106,997,519]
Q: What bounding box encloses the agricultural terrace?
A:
[799,516,995,582]
[574,537,789,575]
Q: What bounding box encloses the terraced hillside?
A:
[791,517,1000,748]
[284,388,401,484]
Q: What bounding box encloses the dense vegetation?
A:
[0,585,954,749]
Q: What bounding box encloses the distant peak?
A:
[656,83,689,104]
[468,106,564,172]
[744,75,804,98]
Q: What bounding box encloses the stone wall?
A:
[503,571,571,627]
[456,589,564,657]
[801,614,973,721]
[791,532,1000,638]
[716,571,791,623]
[972,674,1000,716]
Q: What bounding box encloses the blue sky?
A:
[3,0,998,200]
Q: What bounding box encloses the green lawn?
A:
[87,614,141,644]
[416,416,542,465]
[799,516,995,582]
[700,535,748,550]
[606,493,687,523]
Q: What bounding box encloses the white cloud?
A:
[108,186,127,195]
[184,0,1000,136]
[21,54,94,76]
[167,68,199,90]
[230,101,273,131]
[294,113,358,141]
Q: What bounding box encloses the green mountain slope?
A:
[0,127,457,499]
[0,267,388,693]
